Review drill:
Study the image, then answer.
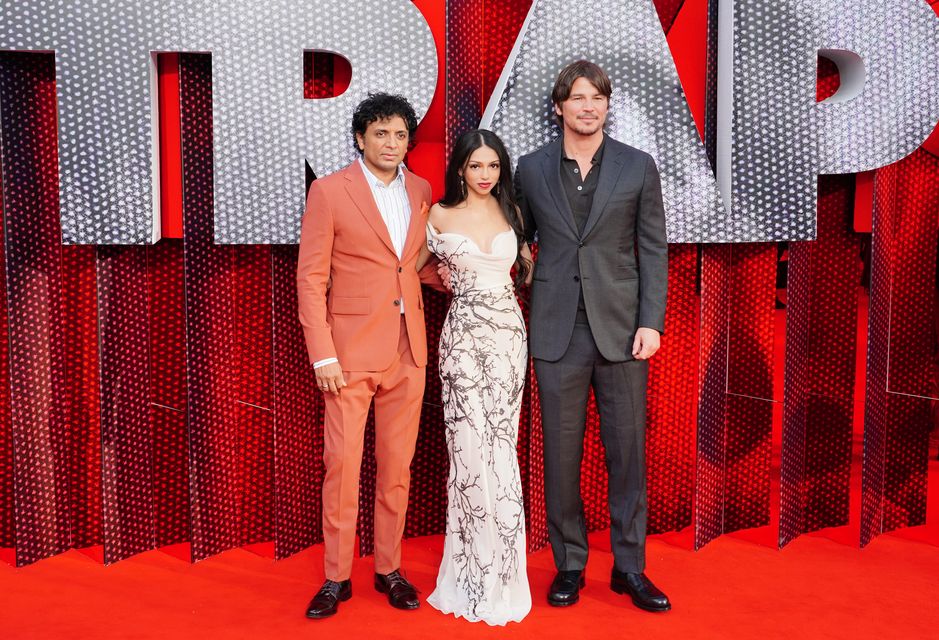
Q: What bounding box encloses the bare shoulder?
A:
[428,202,447,230]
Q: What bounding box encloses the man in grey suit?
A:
[516,60,670,612]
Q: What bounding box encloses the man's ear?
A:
[355,132,364,152]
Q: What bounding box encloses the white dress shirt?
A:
[314,159,412,370]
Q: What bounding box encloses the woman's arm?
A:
[416,243,432,271]
[521,243,534,286]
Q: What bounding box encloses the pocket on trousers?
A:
[330,296,370,315]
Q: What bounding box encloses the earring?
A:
[493,183,501,196]
[460,177,467,199]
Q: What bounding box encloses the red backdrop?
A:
[0,0,936,567]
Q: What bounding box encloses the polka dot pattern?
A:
[1,0,937,567]
[861,149,938,546]
[97,246,154,564]
[0,0,438,245]
[647,243,698,534]
[723,244,775,533]
[61,245,102,551]
[0,51,72,566]
[272,245,324,559]
[779,174,859,547]
[148,240,190,548]
[0,186,11,550]
[482,0,727,242]
[690,245,777,544]
[729,1,939,242]
[445,0,532,155]
[180,54,274,561]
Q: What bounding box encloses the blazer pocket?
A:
[331,296,370,315]
[613,265,639,281]
[605,188,641,207]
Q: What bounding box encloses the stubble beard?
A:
[568,117,603,137]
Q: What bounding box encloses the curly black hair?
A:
[351,93,419,154]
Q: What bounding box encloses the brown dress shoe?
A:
[374,570,420,610]
[305,579,352,618]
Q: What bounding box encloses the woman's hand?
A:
[521,243,534,286]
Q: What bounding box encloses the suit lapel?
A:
[540,139,579,238]
[344,162,397,256]
[581,141,625,239]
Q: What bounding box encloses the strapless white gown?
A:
[424,223,531,626]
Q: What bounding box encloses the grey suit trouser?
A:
[533,317,648,574]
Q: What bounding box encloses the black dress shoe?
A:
[374,570,420,610]
[305,579,352,618]
[611,569,671,612]
[548,570,585,607]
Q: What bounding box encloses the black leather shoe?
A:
[611,570,671,612]
[548,570,585,607]
[305,579,352,618]
[374,570,420,610]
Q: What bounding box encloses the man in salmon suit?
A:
[297,93,439,619]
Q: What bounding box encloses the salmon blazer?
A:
[297,161,434,371]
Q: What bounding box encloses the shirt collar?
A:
[561,134,606,165]
[359,157,406,189]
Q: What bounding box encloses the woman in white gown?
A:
[417,129,534,625]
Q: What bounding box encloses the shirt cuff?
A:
[313,357,339,369]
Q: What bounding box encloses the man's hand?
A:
[632,327,661,360]
[437,262,453,292]
[315,361,346,395]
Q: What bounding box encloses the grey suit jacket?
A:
[517,135,668,362]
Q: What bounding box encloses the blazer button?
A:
[397,266,403,273]
[578,242,584,248]
[393,299,400,306]
[573,275,580,282]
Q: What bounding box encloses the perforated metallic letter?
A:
[481,0,727,243]
[717,0,939,241]
[0,1,437,244]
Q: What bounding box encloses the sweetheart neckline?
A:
[428,225,515,256]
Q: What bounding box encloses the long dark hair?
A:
[439,129,532,289]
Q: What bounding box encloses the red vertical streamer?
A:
[232,245,274,545]
[0,161,12,551]
[780,174,860,547]
[97,246,154,564]
[273,245,324,559]
[61,245,102,550]
[647,244,699,534]
[862,150,938,545]
[0,52,71,566]
[148,240,190,548]
[180,53,242,560]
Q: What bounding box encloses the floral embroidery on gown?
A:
[425,222,531,626]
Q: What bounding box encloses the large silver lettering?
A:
[717,0,939,240]
[0,1,437,244]
[480,0,727,243]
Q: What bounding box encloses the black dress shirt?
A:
[561,137,605,316]
[560,136,605,236]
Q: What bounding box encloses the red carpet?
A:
[3,298,936,638]
[3,467,938,640]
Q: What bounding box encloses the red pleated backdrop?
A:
[0,0,935,569]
